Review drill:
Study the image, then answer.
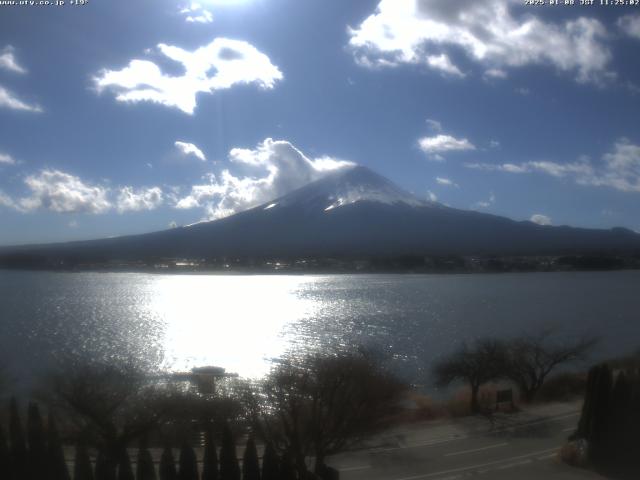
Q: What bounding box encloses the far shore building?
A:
[166,366,238,396]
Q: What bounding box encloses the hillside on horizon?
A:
[1,165,639,269]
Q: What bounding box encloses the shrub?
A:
[136,441,156,480]
[159,447,178,480]
[260,443,279,480]
[73,442,94,480]
[48,413,71,480]
[242,437,260,480]
[202,429,218,480]
[179,443,198,480]
[536,372,587,403]
[117,449,135,480]
[219,424,240,480]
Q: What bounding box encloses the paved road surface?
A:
[328,403,605,480]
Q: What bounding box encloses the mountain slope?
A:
[1,166,639,265]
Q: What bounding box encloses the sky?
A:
[0,0,639,245]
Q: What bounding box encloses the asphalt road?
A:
[328,407,605,480]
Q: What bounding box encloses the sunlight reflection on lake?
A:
[149,275,321,377]
[2,270,640,389]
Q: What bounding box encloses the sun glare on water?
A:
[149,275,320,378]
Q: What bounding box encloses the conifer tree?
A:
[137,440,157,480]
[242,437,260,480]
[48,413,71,480]
[117,449,135,480]
[576,365,598,439]
[179,443,199,480]
[73,442,95,480]
[159,447,178,480]
[9,398,27,480]
[95,449,117,480]
[27,402,47,480]
[590,364,613,464]
[260,443,279,480]
[608,372,634,470]
[219,424,240,480]
[202,429,218,480]
[0,425,14,480]
[279,451,296,480]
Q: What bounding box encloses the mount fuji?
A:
[1,166,639,266]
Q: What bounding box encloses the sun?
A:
[198,0,255,5]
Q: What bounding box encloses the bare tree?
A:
[505,330,597,403]
[433,339,507,414]
[39,360,167,466]
[254,350,406,477]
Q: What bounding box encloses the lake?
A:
[1,270,639,392]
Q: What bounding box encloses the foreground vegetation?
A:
[433,331,596,413]
[563,352,640,479]
[0,350,406,480]
[0,330,625,480]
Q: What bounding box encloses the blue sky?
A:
[0,0,639,245]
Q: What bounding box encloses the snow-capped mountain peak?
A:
[269,165,429,212]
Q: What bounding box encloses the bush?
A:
[159,447,178,480]
[444,384,502,417]
[74,442,94,480]
[408,393,446,421]
[536,373,587,403]
[559,439,587,467]
[201,429,218,480]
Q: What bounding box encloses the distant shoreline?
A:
[1,253,639,275]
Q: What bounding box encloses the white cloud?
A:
[1,170,169,216]
[484,68,507,80]
[0,153,16,165]
[618,14,640,39]
[0,46,27,74]
[18,170,111,214]
[465,160,593,177]
[592,138,640,192]
[465,138,640,193]
[436,176,458,187]
[427,190,437,202]
[425,53,464,77]
[116,186,163,213]
[425,118,442,132]
[348,0,613,84]
[419,134,476,160]
[175,138,355,219]
[0,190,16,209]
[175,141,207,161]
[530,214,552,226]
[474,192,496,209]
[0,85,42,113]
[94,38,283,114]
[180,2,214,23]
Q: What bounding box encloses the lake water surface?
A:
[1,270,638,390]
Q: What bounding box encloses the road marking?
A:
[371,437,459,453]
[338,465,371,472]
[392,446,559,480]
[444,442,508,457]
[370,412,579,453]
[494,458,532,470]
[537,453,557,460]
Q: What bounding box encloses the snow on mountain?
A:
[1,165,639,264]
[262,165,431,213]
